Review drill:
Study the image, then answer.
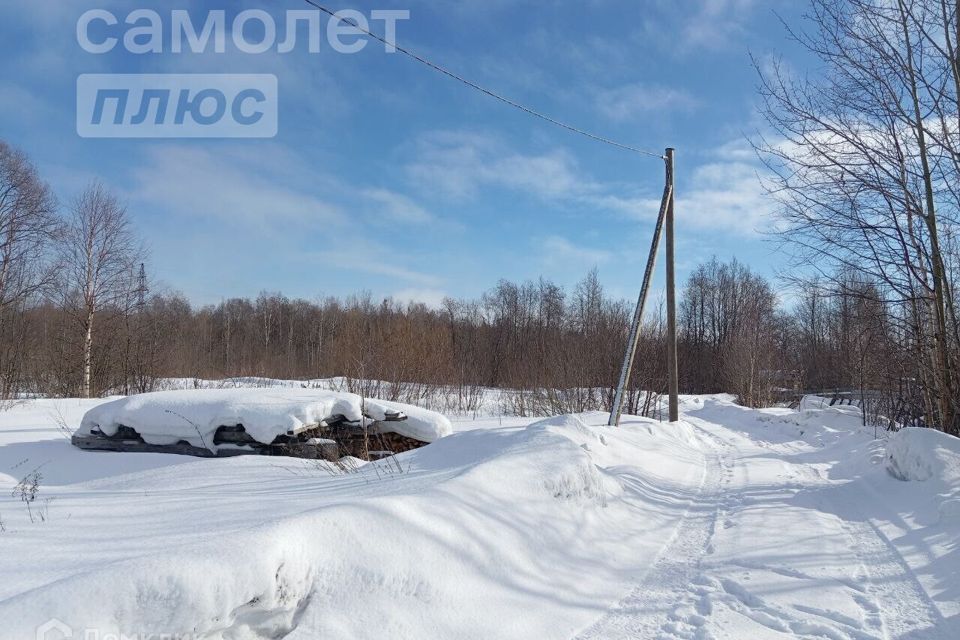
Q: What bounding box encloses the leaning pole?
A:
[608,148,679,426]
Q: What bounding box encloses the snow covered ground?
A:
[0,393,957,639]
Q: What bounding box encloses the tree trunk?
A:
[82,308,94,398]
[898,0,957,432]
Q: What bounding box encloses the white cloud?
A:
[128,145,447,294]
[290,248,444,289]
[406,130,775,236]
[0,84,63,131]
[630,0,764,56]
[343,261,443,288]
[711,138,758,162]
[680,0,759,51]
[129,146,345,233]
[586,140,775,235]
[621,159,773,235]
[406,130,592,201]
[362,188,434,224]
[597,84,698,121]
[540,235,612,267]
[677,161,773,233]
[494,151,587,199]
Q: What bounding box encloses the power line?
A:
[299,0,665,159]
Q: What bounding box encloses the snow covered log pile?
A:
[72,389,453,460]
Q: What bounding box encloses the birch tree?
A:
[62,183,136,398]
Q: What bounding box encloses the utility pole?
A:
[665,148,679,422]
[608,147,677,426]
[136,263,148,310]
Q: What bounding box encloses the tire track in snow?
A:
[699,413,946,640]
[835,496,950,639]
[576,410,951,640]
[682,423,885,640]
[572,423,729,640]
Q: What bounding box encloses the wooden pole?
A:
[665,148,679,422]
[608,150,673,426]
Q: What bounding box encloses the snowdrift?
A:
[885,427,960,484]
[74,389,453,454]
[684,395,868,451]
[0,413,707,640]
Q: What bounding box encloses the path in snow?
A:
[573,419,730,640]
[575,402,955,640]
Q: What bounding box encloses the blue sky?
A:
[1,0,809,306]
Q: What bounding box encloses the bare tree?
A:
[756,0,960,433]
[679,258,780,406]
[0,141,58,398]
[60,183,136,398]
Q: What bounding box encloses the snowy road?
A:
[576,398,958,640]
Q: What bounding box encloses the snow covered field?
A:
[0,393,957,639]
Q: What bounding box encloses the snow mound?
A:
[530,413,606,445]
[76,388,452,451]
[527,414,611,504]
[0,411,706,639]
[885,427,960,483]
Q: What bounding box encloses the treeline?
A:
[21,269,657,417]
[679,260,915,421]
[15,238,916,424]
